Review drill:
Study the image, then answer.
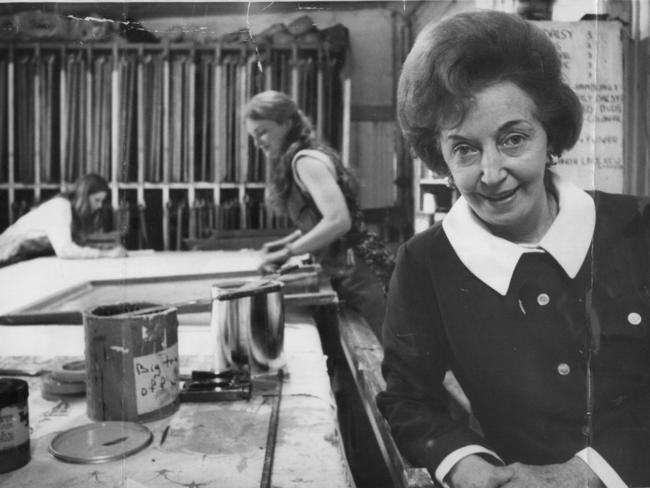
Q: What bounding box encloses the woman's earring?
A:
[546,152,559,168]
[446,175,456,190]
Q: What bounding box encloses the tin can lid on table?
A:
[48,421,153,464]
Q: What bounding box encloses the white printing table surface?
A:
[0,309,355,488]
[0,252,355,488]
[0,250,262,315]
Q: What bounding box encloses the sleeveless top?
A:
[285,149,394,292]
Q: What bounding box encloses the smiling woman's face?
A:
[439,81,553,243]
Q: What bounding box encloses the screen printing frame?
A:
[0,268,337,325]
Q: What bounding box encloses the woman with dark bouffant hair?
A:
[377,9,650,488]
[244,90,394,340]
[0,173,126,266]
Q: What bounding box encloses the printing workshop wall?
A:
[140,3,398,209]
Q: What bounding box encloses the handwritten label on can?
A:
[133,343,180,415]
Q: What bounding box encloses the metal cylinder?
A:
[210,280,285,375]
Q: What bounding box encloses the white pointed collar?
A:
[442,172,595,296]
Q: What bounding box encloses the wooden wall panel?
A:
[351,121,396,209]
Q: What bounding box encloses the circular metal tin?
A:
[51,359,86,383]
[41,373,86,396]
[48,421,153,464]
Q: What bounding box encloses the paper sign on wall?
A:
[539,21,624,192]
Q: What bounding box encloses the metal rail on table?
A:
[260,370,284,488]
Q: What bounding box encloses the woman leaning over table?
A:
[0,173,127,267]
[377,10,650,488]
[244,90,394,340]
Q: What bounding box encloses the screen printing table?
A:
[0,251,354,488]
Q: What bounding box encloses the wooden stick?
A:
[33,51,41,191]
[64,55,75,181]
[223,57,231,182]
[171,57,182,183]
[137,203,149,248]
[78,54,86,178]
[146,57,155,181]
[176,201,184,250]
[109,298,213,319]
[123,56,135,182]
[45,55,55,182]
[187,53,196,202]
[0,60,5,184]
[137,49,145,203]
[316,48,324,141]
[290,44,298,101]
[341,76,351,168]
[162,49,171,185]
[59,47,66,186]
[7,48,15,222]
[162,47,170,250]
[40,55,48,182]
[85,47,93,173]
[14,58,24,182]
[101,57,111,179]
[154,55,163,182]
[181,57,188,183]
[110,45,119,208]
[200,55,208,182]
[239,53,248,186]
[90,56,98,174]
[212,46,221,185]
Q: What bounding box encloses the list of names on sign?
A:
[539,21,624,192]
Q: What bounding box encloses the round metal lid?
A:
[48,421,153,464]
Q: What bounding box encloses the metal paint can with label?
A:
[84,303,180,422]
[0,378,30,473]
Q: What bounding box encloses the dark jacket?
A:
[377,191,650,486]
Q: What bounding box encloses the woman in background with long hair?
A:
[244,90,394,340]
[0,173,126,266]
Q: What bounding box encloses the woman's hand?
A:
[260,230,302,254]
[261,239,288,253]
[447,455,514,488]
[103,245,128,258]
[259,246,291,272]
[501,458,604,488]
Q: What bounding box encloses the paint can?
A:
[0,378,30,473]
[84,303,180,422]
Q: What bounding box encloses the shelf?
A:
[0,36,347,249]
[112,182,267,190]
[0,183,62,189]
[0,182,268,190]
[413,158,457,233]
[419,178,449,185]
[0,41,333,53]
